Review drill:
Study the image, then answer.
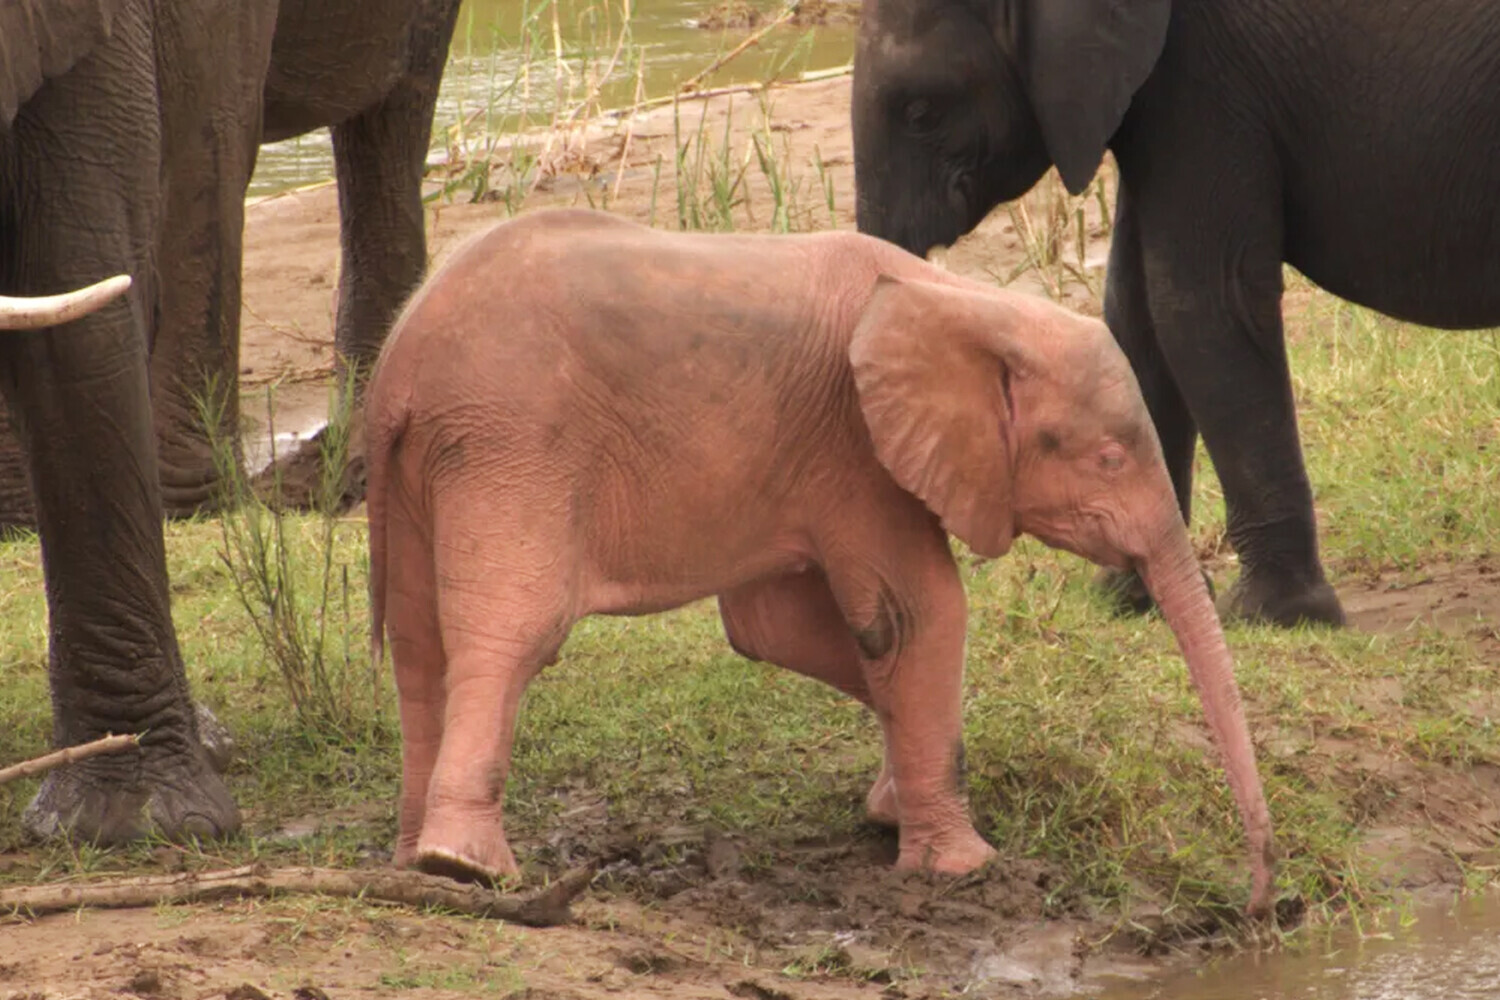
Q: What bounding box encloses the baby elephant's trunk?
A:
[1138,521,1275,915]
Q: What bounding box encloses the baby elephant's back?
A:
[386,209,830,404]
[375,210,860,528]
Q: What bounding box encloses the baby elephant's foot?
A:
[895,824,996,875]
[415,845,517,886]
[865,767,899,828]
[411,815,519,885]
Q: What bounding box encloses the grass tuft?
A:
[195,374,385,748]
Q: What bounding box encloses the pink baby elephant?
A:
[365,208,1275,914]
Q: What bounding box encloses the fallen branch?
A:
[423,65,854,176]
[0,733,139,786]
[678,4,799,95]
[630,64,852,116]
[0,862,595,926]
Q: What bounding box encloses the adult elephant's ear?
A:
[0,1,127,126]
[850,274,1035,559]
[1014,0,1171,195]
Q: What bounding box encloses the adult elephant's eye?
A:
[949,169,976,207]
[904,98,941,132]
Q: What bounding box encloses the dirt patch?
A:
[1340,558,1500,649]
[0,835,1148,1000]
[580,829,1086,988]
[1282,734,1500,888]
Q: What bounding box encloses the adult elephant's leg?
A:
[252,0,463,509]
[1095,185,1201,615]
[329,0,464,376]
[1134,166,1343,628]
[149,2,278,516]
[7,18,239,842]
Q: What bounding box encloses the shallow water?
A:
[250,0,857,195]
[1094,891,1500,1000]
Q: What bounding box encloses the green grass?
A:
[1,279,1496,943]
[378,955,525,994]
[1291,287,1500,568]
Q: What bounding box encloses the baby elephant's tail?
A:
[365,393,410,671]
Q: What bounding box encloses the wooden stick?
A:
[622,65,852,116]
[678,5,799,94]
[0,862,595,926]
[0,733,140,787]
[424,64,854,173]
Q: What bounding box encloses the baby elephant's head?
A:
[849,274,1178,574]
[849,275,1275,916]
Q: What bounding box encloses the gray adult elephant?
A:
[4,0,461,847]
[1,0,276,842]
[0,0,464,525]
[850,0,1500,628]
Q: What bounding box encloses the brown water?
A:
[1093,891,1500,1000]
[250,0,857,195]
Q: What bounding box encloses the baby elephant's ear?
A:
[849,275,1025,558]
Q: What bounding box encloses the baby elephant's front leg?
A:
[840,559,995,874]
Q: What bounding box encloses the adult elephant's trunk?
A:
[1138,519,1275,916]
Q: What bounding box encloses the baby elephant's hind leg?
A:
[718,569,899,827]
[415,496,571,884]
[416,608,565,883]
[383,505,447,869]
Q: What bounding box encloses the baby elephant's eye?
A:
[1098,444,1128,473]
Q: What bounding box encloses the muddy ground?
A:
[3,75,1498,1000]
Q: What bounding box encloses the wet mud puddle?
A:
[1094,890,1500,1000]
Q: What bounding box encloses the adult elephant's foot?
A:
[1219,571,1346,628]
[157,423,366,517]
[1094,566,1216,617]
[1094,566,1155,616]
[248,430,367,513]
[895,823,996,874]
[22,738,239,846]
[156,434,228,518]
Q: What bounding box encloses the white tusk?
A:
[0,274,133,330]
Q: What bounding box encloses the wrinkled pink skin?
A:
[365,209,1275,914]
